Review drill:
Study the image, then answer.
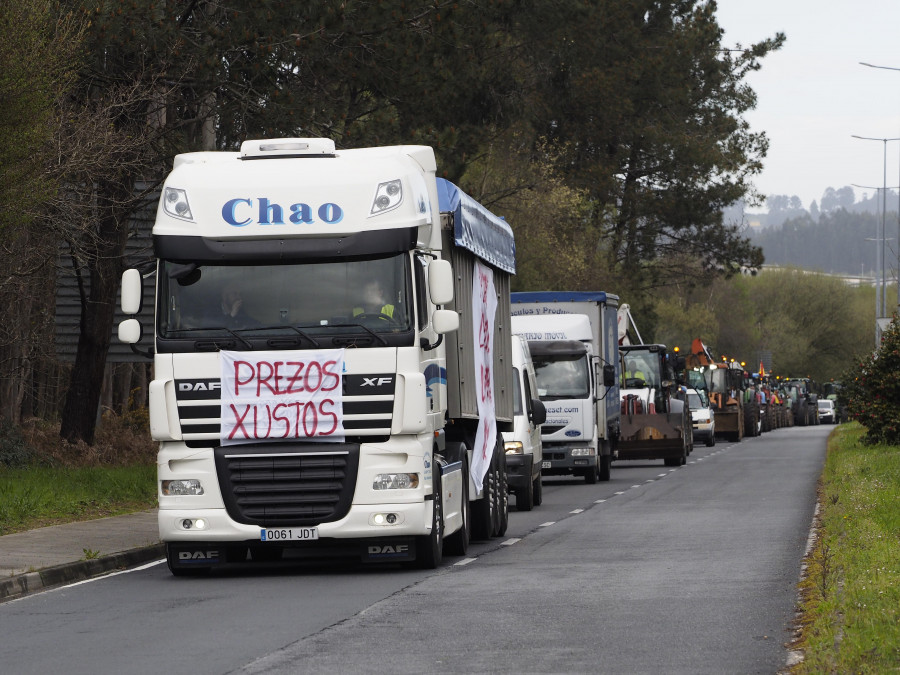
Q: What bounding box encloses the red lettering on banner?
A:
[305,361,322,392]
[229,404,252,440]
[286,362,304,393]
[257,361,275,396]
[322,361,340,392]
[234,361,255,395]
[480,364,493,402]
[301,401,317,436]
[272,403,291,438]
[318,399,338,435]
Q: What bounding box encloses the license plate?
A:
[542,461,552,469]
[260,527,318,542]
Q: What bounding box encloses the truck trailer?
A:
[118,138,515,572]
[510,292,620,483]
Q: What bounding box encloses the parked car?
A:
[817,399,836,424]
[503,335,547,511]
[686,388,716,447]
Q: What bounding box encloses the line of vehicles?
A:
[116,138,827,574]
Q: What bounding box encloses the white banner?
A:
[219,349,345,445]
[471,260,498,492]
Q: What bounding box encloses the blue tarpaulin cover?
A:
[436,177,516,274]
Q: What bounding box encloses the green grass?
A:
[793,422,900,672]
[0,464,156,536]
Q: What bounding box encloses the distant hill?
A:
[721,187,897,276]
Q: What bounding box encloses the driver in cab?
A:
[353,279,396,319]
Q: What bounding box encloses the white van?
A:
[503,335,546,511]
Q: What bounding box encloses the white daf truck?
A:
[118,138,515,573]
[510,292,621,483]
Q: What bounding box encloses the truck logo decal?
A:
[361,377,393,387]
[367,544,410,556]
[178,381,221,392]
[178,550,219,562]
[565,430,581,437]
[424,364,446,398]
[221,198,344,227]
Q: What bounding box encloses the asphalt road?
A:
[0,425,829,675]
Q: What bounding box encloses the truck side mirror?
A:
[432,308,459,334]
[603,364,616,388]
[118,318,141,344]
[530,398,546,426]
[427,259,454,306]
[120,268,143,315]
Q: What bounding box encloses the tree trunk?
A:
[59,179,132,445]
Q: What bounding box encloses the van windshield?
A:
[158,254,414,343]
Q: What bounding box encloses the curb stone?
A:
[0,543,165,603]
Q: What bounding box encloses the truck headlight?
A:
[163,187,193,221]
[504,441,524,454]
[161,479,204,496]
[373,473,419,490]
[370,179,402,215]
[570,447,596,457]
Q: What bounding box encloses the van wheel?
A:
[517,475,534,511]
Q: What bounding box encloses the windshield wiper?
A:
[245,325,321,347]
[316,322,388,346]
[167,325,252,349]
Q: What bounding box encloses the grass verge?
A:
[791,422,900,672]
[0,464,156,535]
[0,414,157,536]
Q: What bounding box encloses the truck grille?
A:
[214,444,360,526]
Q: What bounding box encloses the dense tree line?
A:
[751,209,888,276]
[1,0,790,445]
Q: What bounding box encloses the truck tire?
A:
[584,462,599,484]
[496,461,509,537]
[471,464,496,541]
[533,472,543,506]
[444,464,469,556]
[417,474,443,569]
[599,453,612,482]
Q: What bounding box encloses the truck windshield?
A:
[532,354,590,399]
[158,254,413,342]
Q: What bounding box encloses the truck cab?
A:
[502,335,546,511]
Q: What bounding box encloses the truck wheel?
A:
[584,463,599,484]
[599,454,611,482]
[417,474,443,569]
[471,466,495,541]
[706,432,715,447]
[444,465,469,556]
[517,476,534,511]
[496,460,509,536]
[533,472,543,506]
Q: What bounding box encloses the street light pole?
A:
[851,136,900,321]
[860,61,900,316]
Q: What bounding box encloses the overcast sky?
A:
[714,0,900,211]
